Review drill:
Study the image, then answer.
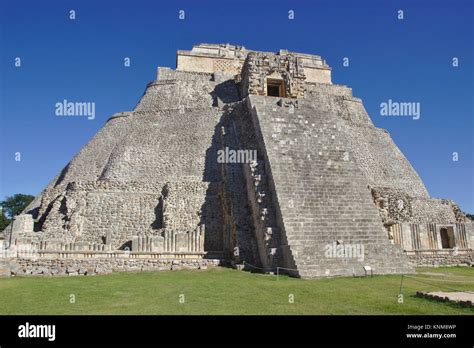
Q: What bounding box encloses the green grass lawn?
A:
[0,266,473,315]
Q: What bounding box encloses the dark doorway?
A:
[267,84,280,97]
[266,79,285,97]
[440,227,455,248]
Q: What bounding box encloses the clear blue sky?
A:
[0,0,473,213]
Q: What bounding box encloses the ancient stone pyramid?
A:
[6,44,472,277]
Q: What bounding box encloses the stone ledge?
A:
[106,111,132,123]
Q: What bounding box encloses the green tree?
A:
[0,212,10,231]
[0,193,35,222]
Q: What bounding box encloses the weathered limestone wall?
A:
[11,214,34,234]
[98,109,221,183]
[305,84,466,230]
[15,69,234,258]
[135,81,215,112]
[161,181,223,252]
[19,111,133,220]
[2,257,221,276]
[304,68,332,84]
[34,168,223,252]
[306,83,429,198]
[177,55,244,75]
[372,187,462,225]
[407,253,473,266]
[176,43,247,75]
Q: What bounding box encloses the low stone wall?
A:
[2,257,222,277]
[407,250,473,266]
[416,291,473,308]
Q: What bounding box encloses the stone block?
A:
[11,214,34,234]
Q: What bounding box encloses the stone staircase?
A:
[242,157,281,269]
[218,102,260,266]
[246,95,413,277]
[227,101,284,270]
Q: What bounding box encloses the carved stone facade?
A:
[371,187,472,265]
[240,52,306,99]
[176,43,331,85]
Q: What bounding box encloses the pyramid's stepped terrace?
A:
[2,43,472,277]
